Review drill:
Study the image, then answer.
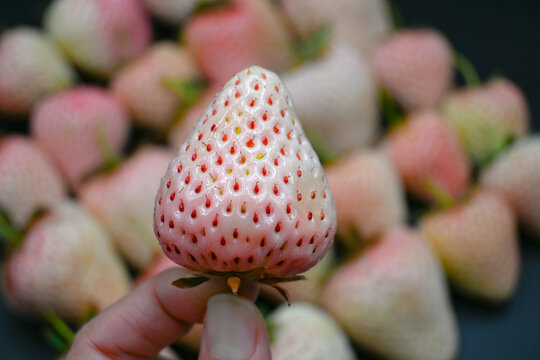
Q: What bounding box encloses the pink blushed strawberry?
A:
[2,201,131,322]
[112,42,200,133]
[322,227,458,360]
[44,0,152,77]
[420,189,520,302]
[154,66,336,294]
[372,29,453,110]
[184,0,295,83]
[0,136,67,230]
[442,78,529,164]
[282,43,379,155]
[481,138,540,237]
[31,86,130,189]
[384,111,471,202]
[80,146,174,270]
[0,27,75,116]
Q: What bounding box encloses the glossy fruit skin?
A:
[322,227,458,360]
[420,189,520,302]
[184,0,294,83]
[155,66,336,278]
[384,111,471,202]
[80,146,174,270]
[31,86,130,189]
[112,42,200,132]
[443,78,529,164]
[481,138,540,237]
[45,0,152,77]
[0,27,75,115]
[326,150,406,240]
[283,43,379,154]
[3,201,131,322]
[0,136,67,229]
[372,29,453,110]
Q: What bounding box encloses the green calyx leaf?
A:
[379,89,404,129]
[424,178,454,210]
[44,311,75,346]
[193,0,231,14]
[387,0,405,30]
[454,52,480,87]
[295,25,332,64]
[171,276,210,288]
[94,122,122,172]
[0,211,22,246]
[163,78,206,114]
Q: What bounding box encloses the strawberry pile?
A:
[0,1,536,359]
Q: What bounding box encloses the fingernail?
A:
[205,294,256,359]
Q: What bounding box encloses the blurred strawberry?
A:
[322,227,458,360]
[481,138,540,237]
[283,43,379,155]
[0,27,75,116]
[168,83,222,153]
[420,189,520,302]
[442,78,529,164]
[280,0,391,55]
[44,0,152,77]
[142,0,197,24]
[112,42,201,133]
[80,146,173,270]
[269,302,355,360]
[372,29,453,110]
[0,136,66,230]
[184,0,294,83]
[260,248,335,304]
[384,111,471,202]
[31,86,130,189]
[326,150,406,242]
[3,201,131,323]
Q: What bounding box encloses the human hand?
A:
[66,267,271,360]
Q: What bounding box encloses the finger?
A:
[199,294,271,360]
[67,268,259,359]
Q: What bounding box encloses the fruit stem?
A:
[44,311,75,346]
[227,276,241,295]
[379,89,404,129]
[295,25,331,64]
[424,179,454,209]
[0,212,22,246]
[454,52,480,87]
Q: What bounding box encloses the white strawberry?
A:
[154,66,336,296]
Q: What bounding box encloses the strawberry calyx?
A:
[94,122,123,172]
[379,89,404,129]
[423,178,454,210]
[44,310,75,354]
[193,0,232,14]
[0,211,22,246]
[295,25,331,64]
[454,52,480,87]
[171,267,306,305]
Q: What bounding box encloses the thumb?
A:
[199,294,271,360]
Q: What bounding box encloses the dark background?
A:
[1,0,540,359]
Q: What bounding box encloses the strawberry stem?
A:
[0,212,21,246]
[44,311,75,346]
[424,179,454,209]
[379,89,404,129]
[295,26,331,64]
[454,52,480,87]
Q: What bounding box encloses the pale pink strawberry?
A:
[142,0,197,24]
[0,27,75,115]
[372,29,453,110]
[322,227,458,360]
[154,66,336,278]
[283,43,379,154]
[31,86,130,189]
[2,201,131,322]
[420,189,520,302]
[168,84,223,151]
[442,78,529,164]
[260,248,335,303]
[0,136,67,229]
[112,42,200,132]
[269,303,355,360]
[44,0,152,77]
[280,0,392,55]
[384,111,471,202]
[481,138,540,237]
[326,150,406,241]
[80,146,174,270]
[184,0,294,83]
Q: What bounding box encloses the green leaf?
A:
[424,178,454,210]
[44,311,75,346]
[0,211,21,246]
[295,26,332,64]
[387,0,405,30]
[379,89,404,129]
[171,276,210,288]
[94,121,122,172]
[44,330,69,353]
[454,52,480,87]
[194,0,231,14]
[163,78,206,110]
